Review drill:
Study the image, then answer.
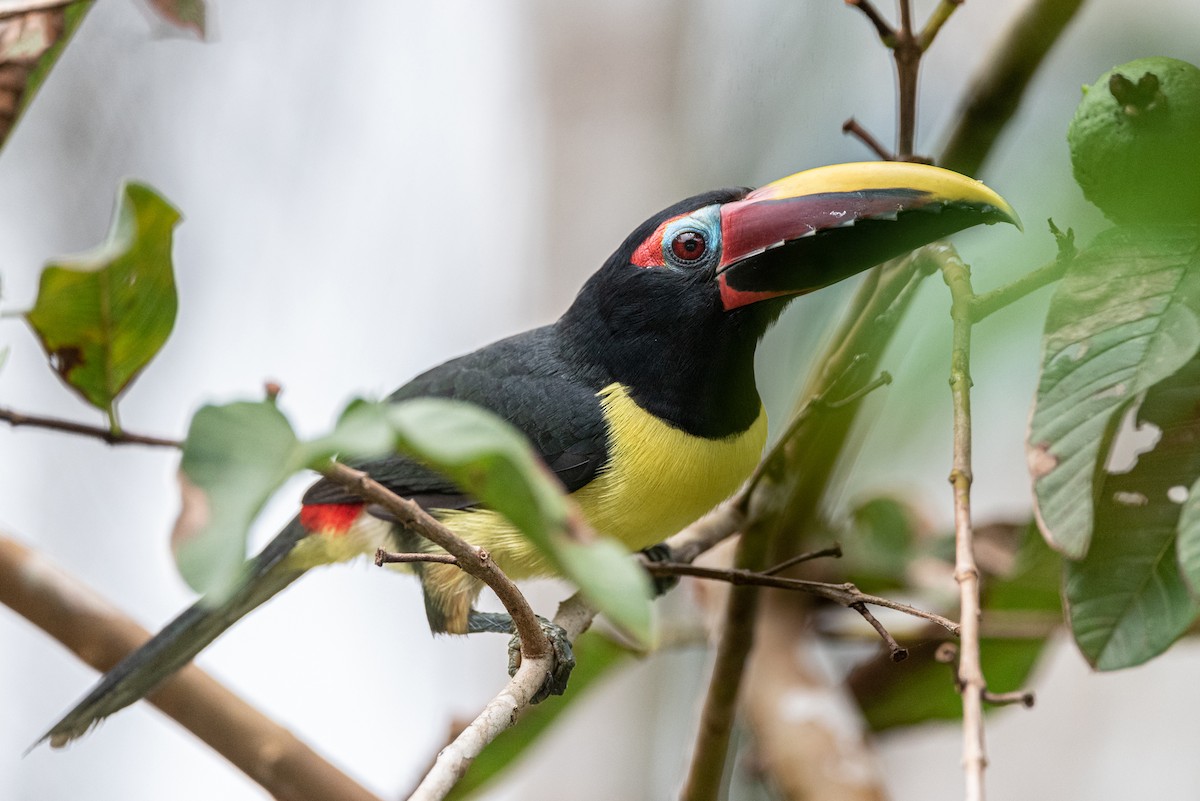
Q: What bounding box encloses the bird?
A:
[43,161,1017,746]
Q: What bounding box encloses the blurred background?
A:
[1,0,1199,798]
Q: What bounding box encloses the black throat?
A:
[556,264,781,440]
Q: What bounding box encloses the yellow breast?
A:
[440,381,767,579]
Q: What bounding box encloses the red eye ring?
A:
[670,230,707,262]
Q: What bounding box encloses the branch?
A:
[0,405,181,447]
[317,462,558,801]
[318,462,550,662]
[971,221,1075,321]
[939,0,1088,175]
[933,243,988,801]
[0,533,381,801]
[644,560,959,637]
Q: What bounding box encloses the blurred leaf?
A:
[174,396,652,642]
[1029,226,1200,558]
[26,181,180,423]
[174,401,301,599]
[379,399,653,646]
[1067,355,1200,669]
[445,632,633,801]
[855,523,1060,730]
[142,0,206,38]
[842,496,919,591]
[0,1,92,151]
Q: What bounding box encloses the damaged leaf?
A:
[26,181,180,424]
[1028,226,1200,558]
[1066,355,1200,669]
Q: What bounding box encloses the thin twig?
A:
[0,405,181,447]
[983,690,1035,708]
[850,602,909,662]
[375,549,458,567]
[319,462,549,662]
[0,533,381,801]
[969,256,1068,322]
[918,0,964,51]
[939,0,1089,175]
[643,561,960,636]
[760,544,842,576]
[934,243,988,801]
[842,117,896,160]
[844,0,896,46]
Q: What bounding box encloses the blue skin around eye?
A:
[661,204,722,267]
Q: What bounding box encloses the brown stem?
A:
[761,544,843,576]
[646,560,960,636]
[0,405,181,448]
[678,520,770,801]
[844,0,897,46]
[0,533,380,801]
[939,0,1089,175]
[843,118,896,161]
[374,549,458,567]
[318,462,549,661]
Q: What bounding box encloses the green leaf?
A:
[0,2,93,153]
[1029,226,1200,557]
[1066,355,1200,669]
[174,401,301,599]
[380,399,653,645]
[26,181,181,421]
[172,396,652,642]
[445,632,633,800]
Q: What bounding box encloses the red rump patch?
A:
[300,503,363,535]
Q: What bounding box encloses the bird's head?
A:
[558,161,1019,435]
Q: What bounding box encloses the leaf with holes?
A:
[0,1,92,152]
[26,181,180,421]
[1028,225,1200,558]
[1066,354,1200,669]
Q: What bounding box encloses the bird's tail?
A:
[39,517,311,748]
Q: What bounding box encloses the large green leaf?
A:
[175,397,652,644]
[0,2,93,152]
[26,181,180,423]
[1029,226,1200,558]
[1066,355,1200,669]
[174,401,302,599]
[377,399,653,645]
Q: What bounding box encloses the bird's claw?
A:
[507,617,575,704]
[641,543,680,597]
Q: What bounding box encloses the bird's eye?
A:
[670,231,707,262]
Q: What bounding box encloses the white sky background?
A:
[1,1,1199,799]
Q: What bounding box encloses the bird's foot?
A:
[466,610,574,703]
[640,543,680,597]
[507,617,574,704]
